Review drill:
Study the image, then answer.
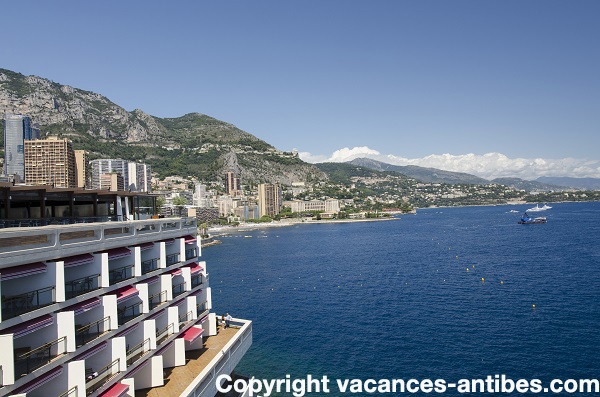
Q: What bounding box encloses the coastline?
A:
[207,216,399,235]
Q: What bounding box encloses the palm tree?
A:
[172,196,187,217]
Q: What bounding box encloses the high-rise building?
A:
[127,162,152,192]
[99,173,125,191]
[74,150,90,189]
[90,159,129,190]
[224,172,240,195]
[0,186,252,397]
[24,137,77,188]
[258,183,282,217]
[194,183,213,208]
[3,114,34,180]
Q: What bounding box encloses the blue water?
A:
[203,202,600,395]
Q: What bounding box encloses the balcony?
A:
[196,301,208,318]
[191,274,204,288]
[156,323,175,346]
[14,336,67,377]
[65,274,100,299]
[149,290,167,311]
[75,316,111,347]
[117,301,143,325]
[1,285,55,320]
[165,253,180,266]
[86,358,121,395]
[126,338,151,366]
[109,264,134,285]
[172,282,187,298]
[179,310,193,326]
[185,248,197,261]
[141,258,159,275]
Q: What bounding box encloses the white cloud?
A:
[299,146,600,180]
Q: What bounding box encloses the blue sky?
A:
[3,1,600,178]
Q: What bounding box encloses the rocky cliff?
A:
[0,68,326,184]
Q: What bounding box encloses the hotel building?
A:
[0,186,252,397]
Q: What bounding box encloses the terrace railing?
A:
[1,286,55,319]
[14,336,67,376]
[75,316,111,347]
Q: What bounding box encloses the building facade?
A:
[0,187,252,397]
[99,173,125,191]
[3,114,34,181]
[257,183,282,217]
[90,159,129,191]
[74,150,90,189]
[224,172,240,196]
[283,199,341,214]
[24,137,77,188]
[127,163,152,192]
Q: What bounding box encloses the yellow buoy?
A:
[532,304,536,309]
[481,277,485,282]
[500,281,504,285]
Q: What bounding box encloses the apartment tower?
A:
[257,183,282,217]
[24,137,77,188]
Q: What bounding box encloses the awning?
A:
[63,253,94,268]
[145,276,159,285]
[184,235,197,244]
[137,242,154,251]
[106,247,131,260]
[0,262,46,280]
[65,297,101,315]
[170,268,182,276]
[99,382,129,397]
[5,314,53,338]
[186,263,203,274]
[112,285,139,302]
[115,323,138,337]
[12,365,62,394]
[161,239,175,245]
[74,341,107,361]
[182,326,203,343]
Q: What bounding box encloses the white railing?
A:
[0,218,197,267]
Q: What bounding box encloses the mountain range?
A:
[0,68,325,185]
[1,68,599,191]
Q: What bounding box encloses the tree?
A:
[172,196,187,217]
[155,197,166,215]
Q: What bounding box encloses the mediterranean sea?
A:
[203,202,600,396]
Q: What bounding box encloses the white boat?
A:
[527,204,552,212]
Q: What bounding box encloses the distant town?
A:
[3,114,599,230]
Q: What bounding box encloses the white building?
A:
[0,187,251,397]
[283,199,341,214]
[91,160,151,192]
[127,162,152,192]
